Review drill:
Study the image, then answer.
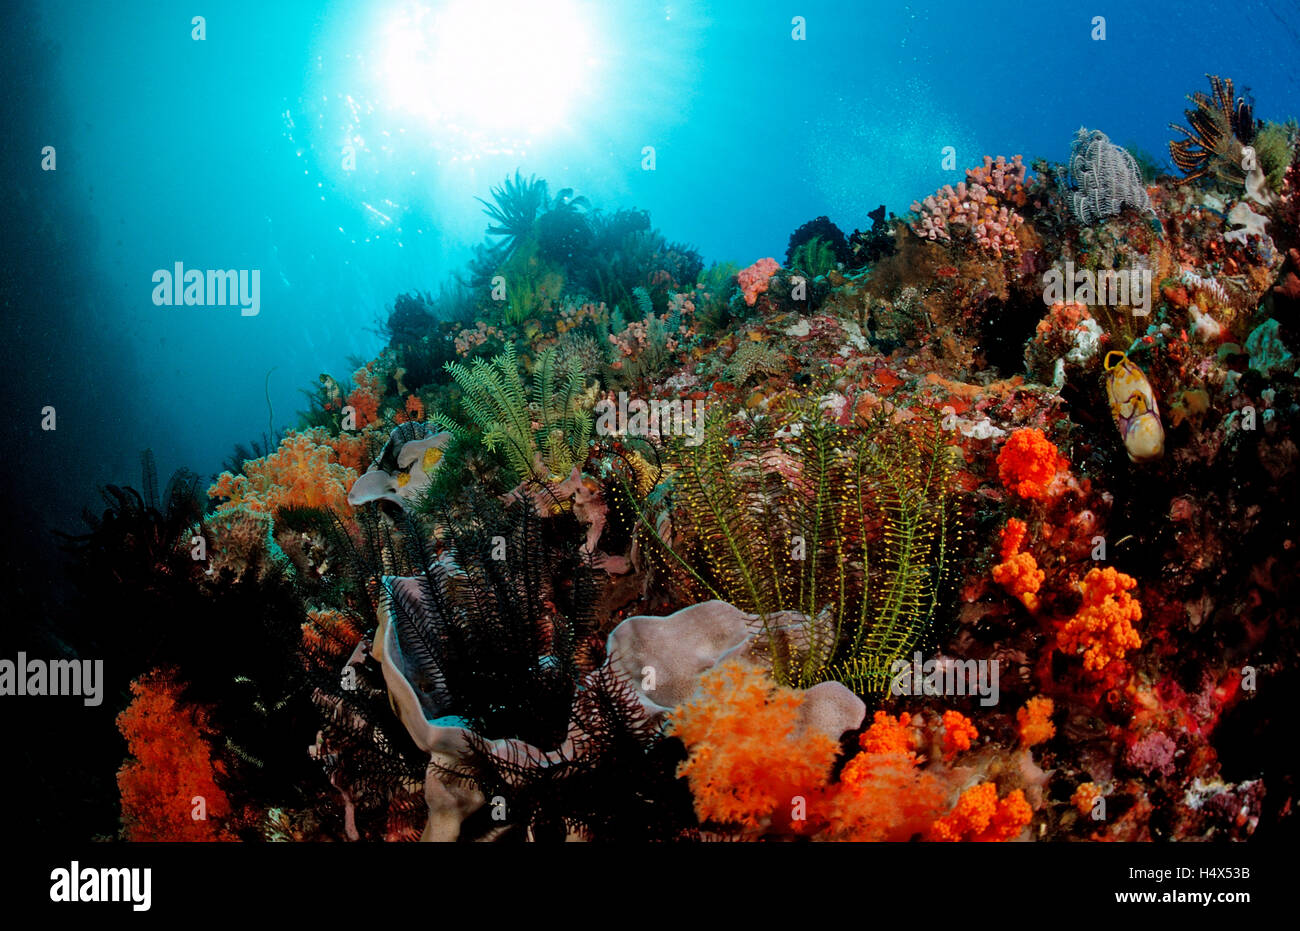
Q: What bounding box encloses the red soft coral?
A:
[997,428,1069,500]
[116,668,233,841]
[344,365,382,429]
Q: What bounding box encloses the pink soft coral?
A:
[738,257,780,306]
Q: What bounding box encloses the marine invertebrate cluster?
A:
[785,215,851,267]
[633,402,956,692]
[928,782,1032,841]
[117,668,233,842]
[1017,696,1056,748]
[667,659,848,832]
[1067,128,1156,225]
[788,236,839,278]
[992,518,1043,611]
[57,131,1300,847]
[436,342,592,483]
[345,366,382,430]
[454,320,505,355]
[208,431,359,516]
[941,710,978,759]
[201,503,283,581]
[476,170,555,262]
[910,157,1026,256]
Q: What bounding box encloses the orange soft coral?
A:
[997,428,1069,500]
[1072,781,1103,816]
[737,257,780,306]
[928,783,1033,841]
[668,660,841,832]
[116,668,233,841]
[208,431,359,516]
[857,710,917,759]
[997,517,1028,559]
[992,518,1044,612]
[941,710,978,760]
[1058,567,1143,674]
[1017,696,1056,747]
[823,712,946,841]
[824,753,947,842]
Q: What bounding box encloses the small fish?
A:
[320,373,343,408]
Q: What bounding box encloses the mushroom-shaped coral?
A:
[347,422,452,509]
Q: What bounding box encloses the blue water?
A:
[5,0,1299,557]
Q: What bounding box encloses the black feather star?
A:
[1169,74,1255,183]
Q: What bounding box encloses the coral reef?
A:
[62,120,1300,845]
